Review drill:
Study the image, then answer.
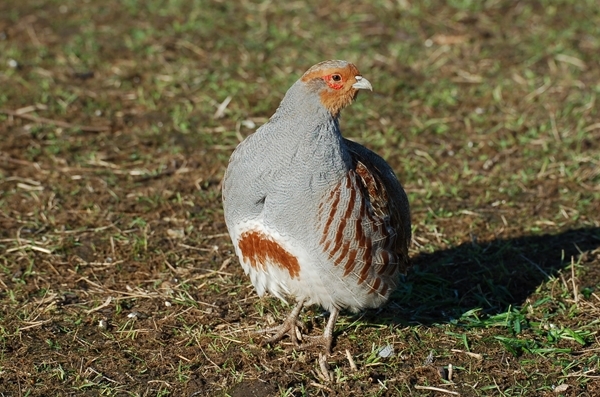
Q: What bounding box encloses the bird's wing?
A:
[344,138,411,271]
[315,139,411,300]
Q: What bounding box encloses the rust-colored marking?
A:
[369,277,382,294]
[356,203,368,248]
[356,162,378,200]
[320,186,341,245]
[354,218,364,246]
[358,238,372,284]
[380,282,389,297]
[355,159,391,220]
[343,248,359,276]
[332,175,356,255]
[332,240,350,266]
[238,230,300,279]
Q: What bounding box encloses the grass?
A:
[1,0,600,396]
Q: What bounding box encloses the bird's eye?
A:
[331,74,342,82]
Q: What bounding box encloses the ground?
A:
[1,0,599,396]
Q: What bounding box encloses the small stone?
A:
[554,384,569,393]
[241,120,256,129]
[167,228,185,239]
[378,345,394,358]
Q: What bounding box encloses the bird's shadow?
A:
[373,227,600,326]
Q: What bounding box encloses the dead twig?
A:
[571,256,579,304]
[213,96,232,119]
[6,244,52,254]
[85,296,113,314]
[561,369,599,379]
[0,107,110,132]
[414,385,460,395]
[451,349,483,360]
[317,353,332,382]
[346,349,358,371]
[19,319,53,331]
[310,382,334,393]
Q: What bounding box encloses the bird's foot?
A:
[301,333,334,355]
[253,303,340,355]
[302,307,340,355]
[256,318,306,346]
[254,300,306,346]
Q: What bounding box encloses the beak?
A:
[352,75,373,91]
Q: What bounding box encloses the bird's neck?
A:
[252,82,352,175]
[267,82,340,142]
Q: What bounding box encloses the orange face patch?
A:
[301,62,362,117]
[238,230,301,279]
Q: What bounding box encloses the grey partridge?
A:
[222,60,411,353]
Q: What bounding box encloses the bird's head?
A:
[300,60,372,118]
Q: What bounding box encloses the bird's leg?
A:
[303,307,339,354]
[256,299,306,346]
